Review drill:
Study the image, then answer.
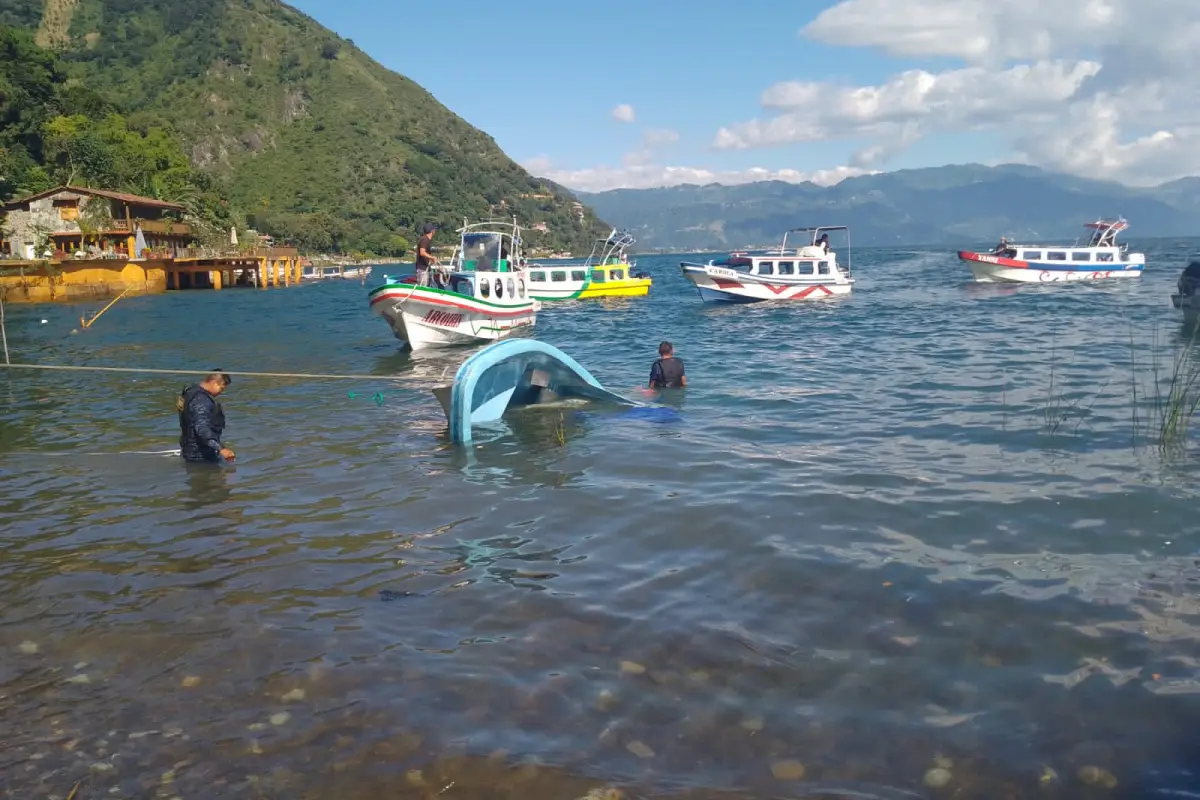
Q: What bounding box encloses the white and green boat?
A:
[368,218,540,351]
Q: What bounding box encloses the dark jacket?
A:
[649,356,685,389]
[178,384,226,462]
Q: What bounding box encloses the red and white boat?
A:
[957,219,1146,283]
[680,225,854,303]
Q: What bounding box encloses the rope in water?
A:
[0,363,404,381]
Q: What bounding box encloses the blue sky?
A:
[285,0,1197,191]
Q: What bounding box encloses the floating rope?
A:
[0,363,405,381]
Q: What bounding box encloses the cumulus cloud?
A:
[643,128,680,146]
[611,104,636,123]
[522,156,870,193]
[716,60,1100,150]
[713,0,1200,184]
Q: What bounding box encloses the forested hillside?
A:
[1,0,610,256]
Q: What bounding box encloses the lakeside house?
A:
[0,185,301,303]
[1,185,192,260]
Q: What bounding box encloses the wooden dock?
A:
[0,246,303,303]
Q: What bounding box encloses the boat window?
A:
[480,279,490,298]
[757,261,774,275]
[798,261,816,275]
[530,271,546,282]
[1096,252,1114,262]
[462,232,502,271]
[1071,252,1092,262]
[777,261,795,275]
[571,270,587,281]
[450,276,474,295]
[590,269,606,283]
[551,271,567,282]
[506,278,515,298]
[1046,251,1067,261]
[518,278,525,298]
[494,278,504,298]
[609,269,625,280]
[1022,250,1042,260]
[818,261,830,275]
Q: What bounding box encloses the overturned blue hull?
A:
[434,338,639,443]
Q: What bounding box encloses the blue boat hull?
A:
[437,338,640,443]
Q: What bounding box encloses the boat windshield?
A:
[461,232,507,271]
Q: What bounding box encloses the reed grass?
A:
[1034,319,1200,452]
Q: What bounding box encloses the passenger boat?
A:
[368,218,540,351]
[957,219,1146,283]
[1170,259,1200,326]
[680,225,853,303]
[525,229,651,301]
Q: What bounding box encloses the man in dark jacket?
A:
[178,371,236,463]
[649,341,687,389]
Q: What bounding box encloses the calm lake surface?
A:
[3,241,1200,799]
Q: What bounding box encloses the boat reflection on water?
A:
[435,408,590,488]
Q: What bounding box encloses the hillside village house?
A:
[0,186,193,260]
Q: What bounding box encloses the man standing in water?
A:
[648,341,687,389]
[414,223,439,286]
[178,371,236,463]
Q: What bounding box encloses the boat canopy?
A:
[584,228,635,267]
[1084,218,1129,248]
[451,217,525,273]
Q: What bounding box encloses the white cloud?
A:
[716,60,1100,150]
[611,104,636,123]
[710,0,1200,184]
[522,156,871,193]
[643,128,680,146]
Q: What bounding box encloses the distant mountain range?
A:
[575,164,1200,251]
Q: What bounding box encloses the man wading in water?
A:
[648,341,687,389]
[178,371,236,463]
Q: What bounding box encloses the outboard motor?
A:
[1178,260,1200,297]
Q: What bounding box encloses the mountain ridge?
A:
[574,163,1200,251]
[4,0,611,255]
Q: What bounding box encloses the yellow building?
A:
[0,186,302,303]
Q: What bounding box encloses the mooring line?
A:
[0,363,405,381]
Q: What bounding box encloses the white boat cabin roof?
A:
[449,218,527,274]
[991,219,1131,262]
[718,225,851,270]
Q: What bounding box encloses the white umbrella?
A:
[133,225,147,259]
[230,226,238,246]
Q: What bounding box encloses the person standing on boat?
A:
[649,341,687,389]
[178,371,236,464]
[415,223,440,286]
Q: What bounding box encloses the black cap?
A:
[422,223,437,234]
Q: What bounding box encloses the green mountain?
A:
[1,0,610,256]
[576,164,1200,251]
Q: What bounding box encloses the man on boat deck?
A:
[817,233,830,253]
[178,371,236,464]
[649,341,687,389]
[415,223,440,286]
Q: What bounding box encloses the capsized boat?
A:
[368,217,540,351]
[957,219,1146,283]
[432,338,640,443]
[1170,259,1200,325]
[680,225,853,303]
[525,229,651,301]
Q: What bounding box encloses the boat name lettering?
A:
[423,309,464,326]
[975,254,999,264]
[709,267,738,278]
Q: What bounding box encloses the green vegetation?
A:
[0,25,230,244]
[3,0,611,257]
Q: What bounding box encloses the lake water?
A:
[3,241,1200,799]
